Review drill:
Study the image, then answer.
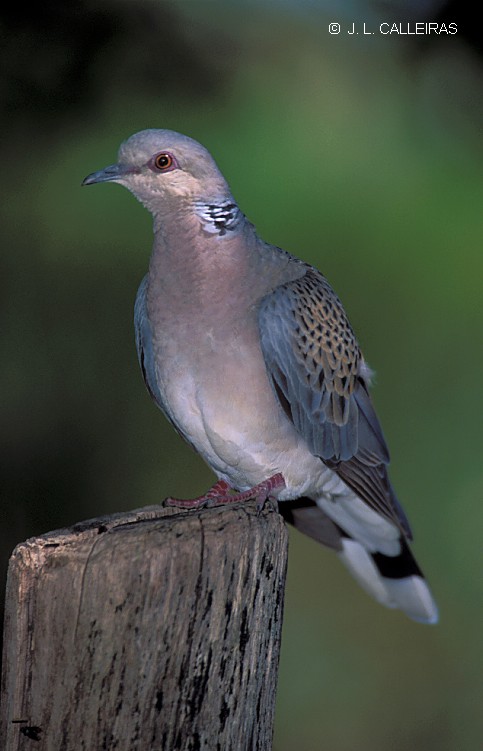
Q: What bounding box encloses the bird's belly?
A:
[156,339,340,499]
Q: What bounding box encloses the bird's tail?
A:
[337,532,438,624]
[280,498,438,624]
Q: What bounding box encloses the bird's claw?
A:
[164,473,285,511]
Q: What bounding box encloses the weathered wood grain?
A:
[1,501,288,750]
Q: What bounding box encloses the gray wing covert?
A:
[134,275,165,408]
[134,276,198,450]
[258,268,412,537]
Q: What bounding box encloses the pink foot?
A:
[164,473,286,512]
[164,479,231,509]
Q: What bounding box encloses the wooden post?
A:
[1,501,288,750]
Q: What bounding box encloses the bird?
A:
[82,129,438,624]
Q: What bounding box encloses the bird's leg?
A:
[208,473,285,512]
[164,473,285,512]
[164,479,232,508]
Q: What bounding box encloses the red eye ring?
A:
[153,152,175,171]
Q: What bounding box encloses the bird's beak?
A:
[82,163,138,186]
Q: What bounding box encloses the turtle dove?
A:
[83,130,438,624]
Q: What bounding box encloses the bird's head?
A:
[82,129,232,214]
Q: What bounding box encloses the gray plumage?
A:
[83,129,438,624]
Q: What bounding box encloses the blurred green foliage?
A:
[1,2,482,749]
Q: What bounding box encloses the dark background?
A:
[1,2,482,749]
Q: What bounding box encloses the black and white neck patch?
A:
[194,200,242,236]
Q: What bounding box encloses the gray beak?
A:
[82,163,137,186]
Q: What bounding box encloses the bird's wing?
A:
[134,277,207,454]
[258,267,411,537]
[134,275,166,407]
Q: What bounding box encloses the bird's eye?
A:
[153,152,176,172]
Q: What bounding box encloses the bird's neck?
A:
[148,195,254,304]
[152,194,244,237]
[146,196,303,331]
[192,199,243,236]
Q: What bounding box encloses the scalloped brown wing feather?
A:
[258,267,412,537]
